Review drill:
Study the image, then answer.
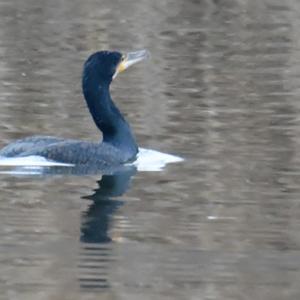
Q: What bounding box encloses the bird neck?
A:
[82,79,138,161]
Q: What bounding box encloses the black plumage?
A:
[0,50,148,168]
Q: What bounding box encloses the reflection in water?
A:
[81,167,136,243]
[79,167,136,291]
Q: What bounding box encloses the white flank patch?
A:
[0,155,74,167]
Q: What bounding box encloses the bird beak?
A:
[114,50,149,78]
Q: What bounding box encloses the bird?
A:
[0,50,149,169]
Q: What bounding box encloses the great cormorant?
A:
[0,50,148,168]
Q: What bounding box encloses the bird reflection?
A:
[78,166,136,291]
[81,166,136,243]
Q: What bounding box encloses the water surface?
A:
[1,0,300,299]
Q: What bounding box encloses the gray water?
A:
[1,0,300,299]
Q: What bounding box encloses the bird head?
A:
[83,50,149,84]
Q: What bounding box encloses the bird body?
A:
[0,136,129,166]
[0,50,148,167]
